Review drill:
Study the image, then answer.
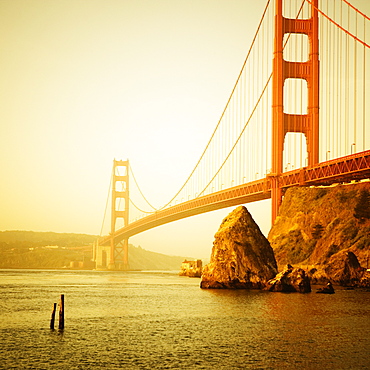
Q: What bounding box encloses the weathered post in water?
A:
[58,294,64,330]
[50,302,57,330]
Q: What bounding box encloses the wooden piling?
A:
[50,302,57,330]
[58,294,64,330]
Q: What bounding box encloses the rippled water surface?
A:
[0,269,369,369]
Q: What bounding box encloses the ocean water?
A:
[0,269,369,369]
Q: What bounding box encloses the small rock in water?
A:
[264,264,311,293]
[316,281,335,294]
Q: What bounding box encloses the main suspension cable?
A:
[196,0,306,194]
[341,0,370,21]
[129,165,158,211]
[129,198,156,214]
[305,0,370,48]
[153,0,272,210]
[197,73,273,197]
[99,168,113,236]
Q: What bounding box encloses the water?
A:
[0,269,369,369]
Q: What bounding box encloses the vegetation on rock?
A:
[268,182,370,285]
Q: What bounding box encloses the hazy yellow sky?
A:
[1,0,369,258]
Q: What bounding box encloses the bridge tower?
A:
[272,0,319,222]
[109,159,129,270]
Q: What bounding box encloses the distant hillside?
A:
[127,245,189,271]
[0,230,193,271]
[0,230,97,248]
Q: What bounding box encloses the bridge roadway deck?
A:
[99,150,370,246]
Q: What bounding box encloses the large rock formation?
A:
[200,206,277,289]
[324,250,363,285]
[265,264,311,293]
[359,270,370,288]
[310,249,364,286]
[268,183,370,273]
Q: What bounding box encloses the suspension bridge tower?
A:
[109,159,130,270]
[271,0,319,221]
[94,159,130,270]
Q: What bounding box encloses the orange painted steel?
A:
[109,159,129,269]
[99,178,272,247]
[272,0,319,222]
[99,151,370,247]
[279,151,370,188]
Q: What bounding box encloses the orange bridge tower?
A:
[109,159,129,270]
[271,0,319,222]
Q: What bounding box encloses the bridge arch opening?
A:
[283,78,308,115]
[283,33,309,62]
[115,164,127,176]
[283,132,308,171]
[115,181,127,192]
[115,198,126,211]
[282,0,312,19]
[114,218,125,230]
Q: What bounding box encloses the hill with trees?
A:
[0,230,192,271]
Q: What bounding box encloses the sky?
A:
[1,0,369,259]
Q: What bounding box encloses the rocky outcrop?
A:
[324,250,362,285]
[268,183,370,285]
[264,264,311,293]
[310,249,364,286]
[359,270,370,288]
[200,206,277,289]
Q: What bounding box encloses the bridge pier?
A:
[108,237,129,271]
[271,176,282,223]
[94,237,129,271]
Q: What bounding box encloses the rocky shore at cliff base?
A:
[200,182,370,291]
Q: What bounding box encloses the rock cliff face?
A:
[268,182,370,286]
[200,206,277,289]
[324,250,362,284]
[269,183,370,267]
[309,249,364,286]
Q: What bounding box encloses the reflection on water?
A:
[0,269,369,369]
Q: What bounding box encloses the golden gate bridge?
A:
[94,0,370,270]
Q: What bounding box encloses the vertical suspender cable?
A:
[260,30,263,178]
[100,169,113,237]
[258,22,261,178]
[363,16,366,151]
[330,3,334,159]
[354,9,358,153]
[346,6,349,154]
[339,0,343,156]
[326,0,330,159]
[335,0,338,158]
